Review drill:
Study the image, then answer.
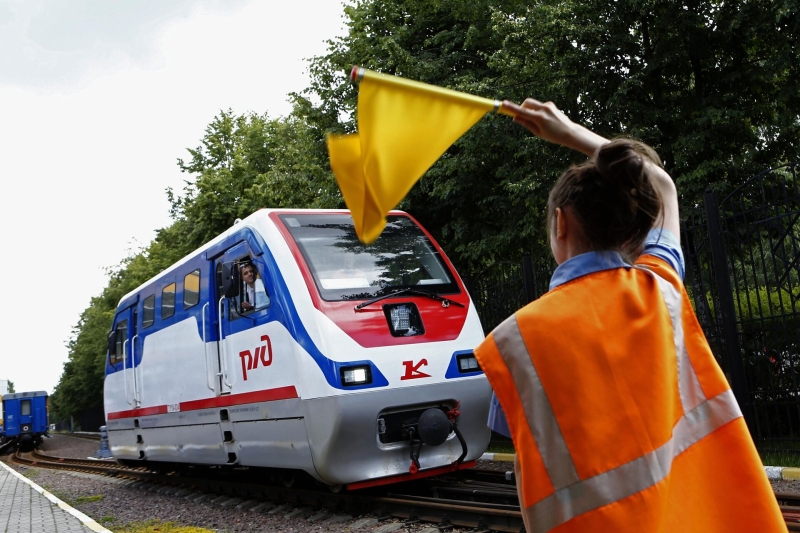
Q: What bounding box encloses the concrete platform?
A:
[0,461,111,533]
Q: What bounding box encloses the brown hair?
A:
[547,138,663,258]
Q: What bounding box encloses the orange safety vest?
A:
[474,254,785,532]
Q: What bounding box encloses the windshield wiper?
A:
[354,287,465,311]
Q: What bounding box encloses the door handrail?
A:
[131,334,141,407]
[202,303,214,392]
[218,297,232,388]
[122,339,132,406]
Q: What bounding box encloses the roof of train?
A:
[116,208,407,310]
[3,391,48,400]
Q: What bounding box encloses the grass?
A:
[760,451,800,468]
[114,520,221,533]
[487,441,515,454]
[488,438,800,468]
[75,494,104,504]
[34,482,73,506]
[487,437,515,454]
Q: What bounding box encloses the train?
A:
[104,209,492,489]
[1,391,49,451]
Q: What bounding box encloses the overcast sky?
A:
[0,0,347,394]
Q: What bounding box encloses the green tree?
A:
[7,380,14,393]
[487,0,799,202]
[300,0,550,271]
[169,108,342,249]
[51,222,195,422]
[52,108,339,420]
[53,0,799,419]
[301,0,799,270]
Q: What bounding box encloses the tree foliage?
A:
[169,109,342,249]
[50,222,194,422]
[53,0,799,420]
[52,110,336,421]
[300,0,799,269]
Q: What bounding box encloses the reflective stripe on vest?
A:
[644,267,707,414]
[492,268,743,531]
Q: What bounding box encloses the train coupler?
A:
[403,406,468,474]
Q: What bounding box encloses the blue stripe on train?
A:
[107,226,388,391]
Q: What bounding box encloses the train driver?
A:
[238,261,270,313]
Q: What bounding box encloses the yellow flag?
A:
[327,67,511,244]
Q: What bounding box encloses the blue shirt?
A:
[488,228,685,438]
[548,228,685,291]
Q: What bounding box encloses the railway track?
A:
[58,431,101,441]
[776,493,800,531]
[8,450,525,531]
[6,449,799,532]
[0,439,15,455]
[9,450,158,481]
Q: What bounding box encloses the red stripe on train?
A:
[346,460,477,490]
[180,386,298,411]
[107,405,167,420]
[106,386,299,420]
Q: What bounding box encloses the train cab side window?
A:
[162,283,176,319]
[109,320,127,366]
[184,269,200,309]
[230,258,271,320]
[142,295,155,328]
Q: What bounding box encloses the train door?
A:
[113,305,139,407]
[211,241,268,393]
[201,270,223,397]
[210,242,250,394]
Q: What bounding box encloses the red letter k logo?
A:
[401,359,431,380]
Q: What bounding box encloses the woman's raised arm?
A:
[502,99,680,239]
[501,99,607,157]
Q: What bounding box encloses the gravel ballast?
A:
[5,434,795,532]
[10,434,482,532]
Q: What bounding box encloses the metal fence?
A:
[467,253,555,335]
[685,162,800,452]
[467,161,800,451]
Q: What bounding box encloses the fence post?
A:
[703,189,752,430]
[522,254,536,303]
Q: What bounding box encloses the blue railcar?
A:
[2,391,48,451]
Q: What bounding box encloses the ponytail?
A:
[547,139,663,258]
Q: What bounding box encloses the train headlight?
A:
[457,354,480,373]
[383,303,424,337]
[341,365,372,386]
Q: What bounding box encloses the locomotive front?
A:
[276,212,492,487]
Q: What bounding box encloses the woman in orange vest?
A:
[474,98,786,532]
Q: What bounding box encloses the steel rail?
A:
[7,452,797,532]
[10,452,152,479]
[28,450,137,470]
[56,432,101,441]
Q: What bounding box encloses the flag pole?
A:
[349,66,516,117]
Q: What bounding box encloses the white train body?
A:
[104,209,491,488]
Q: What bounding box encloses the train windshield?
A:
[279,214,460,301]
